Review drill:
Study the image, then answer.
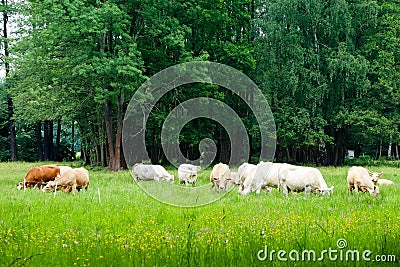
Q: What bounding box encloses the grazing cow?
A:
[280,165,334,197]
[178,164,201,186]
[59,166,73,176]
[17,165,61,190]
[132,164,174,182]
[238,162,285,196]
[347,166,380,196]
[74,167,90,191]
[42,168,77,194]
[235,163,256,185]
[210,163,231,192]
[230,172,240,185]
[377,178,394,186]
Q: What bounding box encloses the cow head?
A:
[17,181,25,190]
[316,186,334,196]
[187,173,197,186]
[369,172,382,185]
[213,175,230,192]
[41,181,57,192]
[165,175,174,183]
[239,184,250,196]
[368,185,380,196]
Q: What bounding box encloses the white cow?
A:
[178,164,201,186]
[377,178,394,186]
[230,172,240,185]
[238,162,285,196]
[210,163,231,192]
[347,166,380,196]
[132,164,174,182]
[280,165,334,197]
[235,163,256,185]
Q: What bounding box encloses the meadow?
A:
[0,162,399,266]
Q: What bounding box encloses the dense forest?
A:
[0,0,399,170]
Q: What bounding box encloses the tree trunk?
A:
[334,129,345,166]
[387,135,392,159]
[3,3,17,161]
[71,121,75,160]
[378,140,382,159]
[54,118,61,160]
[8,98,17,161]
[104,100,114,169]
[113,88,124,171]
[43,120,54,161]
[36,121,43,161]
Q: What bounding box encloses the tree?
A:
[1,0,17,161]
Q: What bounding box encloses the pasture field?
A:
[0,162,399,266]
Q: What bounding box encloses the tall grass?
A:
[0,162,399,266]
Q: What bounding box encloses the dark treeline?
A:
[0,0,399,170]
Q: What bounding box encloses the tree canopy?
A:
[0,0,399,169]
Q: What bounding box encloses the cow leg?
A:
[282,184,289,198]
[304,186,312,196]
[71,184,77,195]
[347,185,353,193]
[354,184,359,194]
[255,185,262,194]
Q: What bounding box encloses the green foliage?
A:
[0,0,399,164]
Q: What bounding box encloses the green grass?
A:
[0,162,399,266]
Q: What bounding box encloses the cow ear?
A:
[377,172,382,178]
[368,172,373,177]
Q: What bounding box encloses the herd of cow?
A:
[132,162,395,197]
[16,164,89,194]
[16,162,394,197]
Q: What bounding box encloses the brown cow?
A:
[17,165,60,190]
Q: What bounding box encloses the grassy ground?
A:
[0,162,399,266]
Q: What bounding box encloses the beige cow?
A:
[347,166,380,196]
[42,168,77,194]
[74,167,90,191]
[210,163,231,192]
